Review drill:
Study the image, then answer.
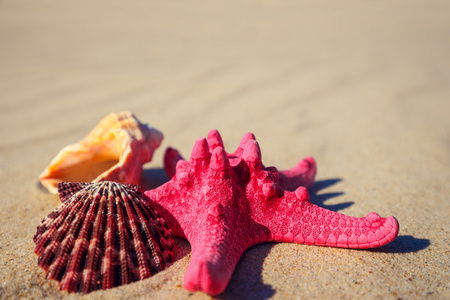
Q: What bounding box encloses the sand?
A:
[0,1,449,299]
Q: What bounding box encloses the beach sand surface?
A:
[0,1,449,299]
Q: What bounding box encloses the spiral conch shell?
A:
[39,111,163,194]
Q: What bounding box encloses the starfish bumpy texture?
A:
[144,130,399,296]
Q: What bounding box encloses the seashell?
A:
[33,181,174,294]
[39,111,163,194]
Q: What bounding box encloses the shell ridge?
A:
[102,188,117,290]
[57,182,91,203]
[45,198,96,281]
[36,228,68,274]
[115,189,133,286]
[35,200,85,266]
[37,197,84,243]
[130,195,166,275]
[66,190,103,291]
[124,183,143,197]
[34,204,67,253]
[121,188,153,280]
[139,196,175,263]
[59,193,98,292]
[81,193,107,293]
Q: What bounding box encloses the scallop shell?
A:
[39,111,163,194]
[33,181,174,294]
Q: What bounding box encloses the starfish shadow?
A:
[220,243,276,300]
[141,168,170,190]
[309,178,353,211]
[369,235,431,253]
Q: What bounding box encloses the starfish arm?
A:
[277,156,317,190]
[183,210,251,296]
[253,186,399,249]
[155,143,262,296]
[163,147,184,179]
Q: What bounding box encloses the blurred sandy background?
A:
[0,1,449,299]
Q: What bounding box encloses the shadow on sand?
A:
[220,243,277,300]
[141,168,170,190]
[309,178,352,211]
[371,235,431,254]
[308,179,431,254]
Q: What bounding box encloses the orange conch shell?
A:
[39,111,163,194]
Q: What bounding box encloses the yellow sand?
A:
[0,1,449,299]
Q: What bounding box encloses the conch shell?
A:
[39,111,163,194]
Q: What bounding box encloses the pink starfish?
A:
[144,130,399,296]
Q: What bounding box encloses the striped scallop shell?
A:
[33,181,174,294]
